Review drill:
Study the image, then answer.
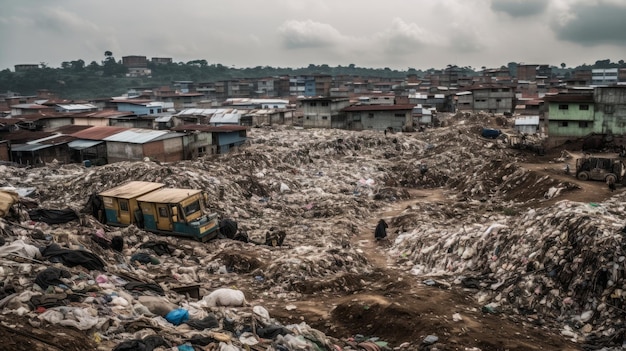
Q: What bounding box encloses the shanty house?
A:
[170,124,216,157]
[342,104,415,132]
[70,126,127,165]
[103,129,186,163]
[10,134,75,165]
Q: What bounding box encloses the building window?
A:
[158,207,168,217]
[119,200,129,212]
[579,121,590,128]
[321,102,329,106]
[368,113,374,118]
[558,104,569,110]
[310,102,317,107]
[198,146,206,156]
[559,121,569,127]
[394,113,405,117]
[322,116,328,120]
[150,109,154,114]
[604,105,615,114]
[496,99,502,102]
[579,104,589,110]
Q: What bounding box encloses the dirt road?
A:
[270,186,582,350]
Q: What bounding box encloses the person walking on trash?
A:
[374,219,388,241]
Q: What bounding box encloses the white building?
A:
[591,68,618,85]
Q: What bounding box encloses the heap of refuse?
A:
[0,114,622,349]
[389,195,626,346]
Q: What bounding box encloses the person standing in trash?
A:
[374,219,388,241]
[608,177,616,192]
[265,228,287,246]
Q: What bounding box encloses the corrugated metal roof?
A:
[103,129,173,143]
[71,126,128,140]
[154,115,172,122]
[56,104,97,110]
[210,113,240,124]
[172,124,248,132]
[10,143,53,152]
[10,104,49,109]
[343,104,415,112]
[68,139,103,150]
[175,108,234,116]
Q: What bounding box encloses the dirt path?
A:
[520,162,621,206]
[270,186,582,350]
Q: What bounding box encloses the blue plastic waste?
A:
[165,308,189,325]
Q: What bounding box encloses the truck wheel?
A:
[577,172,589,181]
[606,174,617,184]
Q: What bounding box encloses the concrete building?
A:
[591,68,619,85]
[457,84,514,114]
[544,93,595,145]
[300,97,351,129]
[342,104,415,132]
[517,64,552,81]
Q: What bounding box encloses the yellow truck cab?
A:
[98,181,219,242]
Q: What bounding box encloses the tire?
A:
[577,172,589,181]
[605,174,617,184]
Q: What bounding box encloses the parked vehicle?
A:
[575,157,626,184]
[481,128,501,139]
[97,181,219,241]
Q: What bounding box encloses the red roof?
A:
[72,110,135,118]
[1,130,53,142]
[49,124,94,134]
[71,126,128,140]
[342,104,415,112]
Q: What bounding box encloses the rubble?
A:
[0,113,623,350]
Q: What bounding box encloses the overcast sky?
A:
[1,0,625,71]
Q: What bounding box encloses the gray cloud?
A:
[491,0,547,17]
[376,18,439,55]
[278,20,342,49]
[552,3,626,46]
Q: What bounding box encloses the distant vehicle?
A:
[481,128,501,139]
[575,157,626,184]
[97,181,219,241]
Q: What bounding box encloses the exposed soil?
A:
[267,158,622,351]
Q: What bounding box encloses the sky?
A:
[1,0,625,72]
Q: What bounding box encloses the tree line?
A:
[0,53,624,100]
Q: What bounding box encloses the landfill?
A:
[0,112,624,350]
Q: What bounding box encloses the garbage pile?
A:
[0,114,619,349]
[389,196,626,346]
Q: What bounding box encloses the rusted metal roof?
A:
[343,104,415,112]
[49,124,94,134]
[171,124,248,132]
[71,110,135,118]
[543,94,594,103]
[70,126,128,140]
